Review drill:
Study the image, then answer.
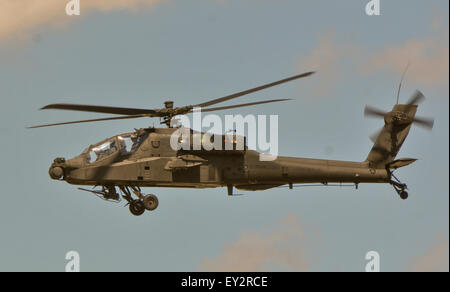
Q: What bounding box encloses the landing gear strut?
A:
[389,172,409,200]
[119,186,159,216]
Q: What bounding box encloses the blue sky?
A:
[0,0,448,271]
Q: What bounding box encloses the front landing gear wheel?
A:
[129,200,145,216]
[143,194,159,211]
[400,191,409,200]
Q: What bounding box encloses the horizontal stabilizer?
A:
[386,158,417,170]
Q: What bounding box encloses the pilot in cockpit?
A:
[109,140,118,153]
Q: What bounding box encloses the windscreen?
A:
[87,138,118,163]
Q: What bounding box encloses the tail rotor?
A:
[364,90,435,142]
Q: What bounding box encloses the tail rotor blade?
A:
[364,106,387,118]
[369,127,383,142]
[413,116,434,130]
[407,90,425,105]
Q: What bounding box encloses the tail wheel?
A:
[400,191,409,200]
[143,194,159,211]
[129,200,145,216]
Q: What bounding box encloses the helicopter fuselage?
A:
[49,127,390,192]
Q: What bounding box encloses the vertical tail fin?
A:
[366,104,418,168]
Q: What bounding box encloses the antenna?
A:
[396,62,410,104]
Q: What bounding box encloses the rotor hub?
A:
[385,111,410,125]
[164,101,174,109]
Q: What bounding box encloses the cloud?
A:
[0,0,163,44]
[200,214,314,272]
[296,32,361,98]
[361,30,449,87]
[409,237,449,272]
[296,21,449,98]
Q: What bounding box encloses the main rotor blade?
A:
[413,116,434,130]
[27,114,148,129]
[41,104,158,116]
[407,90,425,105]
[364,106,387,118]
[194,71,315,108]
[198,98,292,113]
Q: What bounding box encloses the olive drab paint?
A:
[30,72,434,216]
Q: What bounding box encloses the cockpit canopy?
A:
[85,133,145,164]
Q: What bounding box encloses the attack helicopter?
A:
[29,71,434,216]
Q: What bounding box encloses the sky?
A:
[0,0,448,272]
